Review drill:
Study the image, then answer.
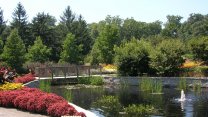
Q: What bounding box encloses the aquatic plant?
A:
[93,95,122,116]
[39,79,51,93]
[124,104,156,117]
[63,90,73,102]
[78,76,103,85]
[140,78,153,91]
[140,78,163,93]
[193,80,202,93]
[178,78,187,90]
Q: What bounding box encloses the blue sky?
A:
[0,0,207,24]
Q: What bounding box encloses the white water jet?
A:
[179,89,186,101]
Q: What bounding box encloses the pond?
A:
[48,84,208,117]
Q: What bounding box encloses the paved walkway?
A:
[0,107,49,117]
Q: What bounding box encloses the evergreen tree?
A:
[60,6,92,60]
[0,7,6,36]
[31,12,60,62]
[27,36,51,63]
[60,33,82,64]
[11,2,32,49]
[1,29,26,72]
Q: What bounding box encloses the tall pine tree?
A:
[11,2,32,49]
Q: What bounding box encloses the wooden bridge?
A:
[33,64,102,85]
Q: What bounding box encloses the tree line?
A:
[0,2,208,75]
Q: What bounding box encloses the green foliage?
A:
[0,37,3,54]
[89,23,120,64]
[0,7,6,36]
[10,2,32,49]
[124,104,156,117]
[1,29,26,72]
[31,12,60,62]
[93,96,122,116]
[161,15,183,38]
[115,38,153,76]
[78,76,103,85]
[39,80,51,93]
[60,33,82,64]
[140,78,153,91]
[178,78,187,91]
[63,90,73,102]
[180,14,208,39]
[60,6,92,61]
[150,39,185,76]
[188,36,208,63]
[27,36,51,63]
[140,78,163,93]
[193,80,202,93]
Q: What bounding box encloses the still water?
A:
[50,85,208,117]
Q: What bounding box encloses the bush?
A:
[150,39,185,76]
[114,38,153,76]
[0,82,23,91]
[14,73,36,84]
[188,36,208,64]
[0,87,86,117]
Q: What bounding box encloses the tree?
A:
[150,39,185,76]
[60,33,82,64]
[161,15,183,38]
[31,12,60,62]
[1,29,26,72]
[89,24,120,64]
[0,7,6,36]
[188,36,208,63]
[27,36,51,63]
[11,2,32,49]
[60,6,92,59]
[180,13,208,39]
[114,39,153,76]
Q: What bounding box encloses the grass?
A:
[63,90,73,102]
[193,80,202,93]
[39,79,51,93]
[140,78,163,93]
[78,76,103,85]
[178,78,187,91]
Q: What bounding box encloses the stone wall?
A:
[103,77,208,88]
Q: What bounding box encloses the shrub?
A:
[0,87,86,117]
[188,36,208,64]
[0,82,23,91]
[14,73,36,84]
[150,39,185,76]
[114,39,153,76]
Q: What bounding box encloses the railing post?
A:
[76,65,79,78]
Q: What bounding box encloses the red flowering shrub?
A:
[14,93,33,110]
[0,87,86,117]
[47,102,77,117]
[36,93,66,113]
[14,73,36,84]
[0,90,26,107]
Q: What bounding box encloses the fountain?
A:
[179,89,186,101]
